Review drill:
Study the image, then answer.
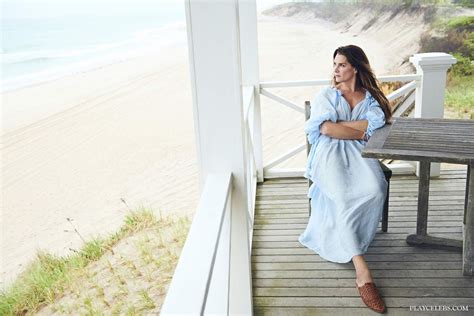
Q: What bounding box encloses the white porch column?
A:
[185,0,253,314]
[239,0,264,183]
[409,53,457,177]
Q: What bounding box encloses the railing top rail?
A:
[377,74,421,82]
[259,74,421,89]
[387,80,417,101]
[161,172,232,315]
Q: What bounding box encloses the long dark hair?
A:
[331,45,392,121]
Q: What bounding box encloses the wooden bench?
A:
[304,101,392,232]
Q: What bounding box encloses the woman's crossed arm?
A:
[320,120,368,140]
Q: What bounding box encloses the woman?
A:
[299,45,391,314]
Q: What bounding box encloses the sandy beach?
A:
[1,9,429,288]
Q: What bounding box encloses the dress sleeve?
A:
[304,90,337,145]
[363,97,386,139]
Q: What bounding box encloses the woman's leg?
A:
[352,254,374,286]
[353,254,387,313]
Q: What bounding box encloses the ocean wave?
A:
[1,40,143,65]
[0,22,186,92]
[1,19,187,92]
[2,20,186,65]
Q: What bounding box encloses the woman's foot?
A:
[356,281,387,314]
[353,254,374,286]
[352,255,387,313]
[356,270,374,287]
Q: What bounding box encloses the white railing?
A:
[259,74,421,178]
[243,85,259,246]
[161,173,233,315]
[161,86,259,315]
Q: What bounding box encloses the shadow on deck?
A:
[252,166,474,315]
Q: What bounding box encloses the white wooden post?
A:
[239,0,264,183]
[184,0,253,314]
[409,53,457,177]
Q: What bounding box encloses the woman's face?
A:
[333,53,357,84]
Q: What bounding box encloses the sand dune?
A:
[1,8,432,287]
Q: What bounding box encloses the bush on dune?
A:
[421,16,473,58]
[419,14,473,117]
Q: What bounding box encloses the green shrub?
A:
[462,32,474,59]
[452,0,474,8]
[420,16,474,59]
[445,72,474,119]
[447,16,474,31]
[450,53,473,76]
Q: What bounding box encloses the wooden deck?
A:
[252,166,474,315]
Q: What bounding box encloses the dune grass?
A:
[0,207,191,315]
[420,14,473,118]
[445,71,474,119]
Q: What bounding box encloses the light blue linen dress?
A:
[299,86,388,263]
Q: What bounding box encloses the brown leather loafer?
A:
[356,281,387,314]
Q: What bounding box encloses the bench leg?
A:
[380,162,392,233]
[463,164,473,276]
[382,181,390,232]
[406,161,431,246]
[416,161,430,236]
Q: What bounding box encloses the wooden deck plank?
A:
[253,278,474,288]
[256,208,464,214]
[252,235,463,244]
[254,218,463,225]
[252,239,461,249]
[252,233,462,242]
[255,202,466,210]
[254,297,472,307]
[252,167,473,314]
[256,197,466,204]
[255,215,464,222]
[253,269,464,279]
[252,228,463,236]
[253,307,456,316]
[252,261,463,270]
[253,287,474,297]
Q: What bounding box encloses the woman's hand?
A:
[319,121,334,135]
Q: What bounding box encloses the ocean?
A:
[0,0,187,92]
[0,0,290,93]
